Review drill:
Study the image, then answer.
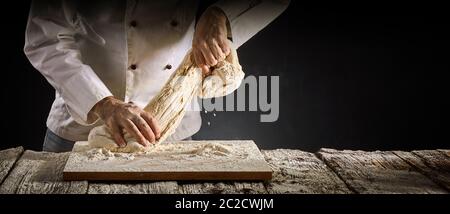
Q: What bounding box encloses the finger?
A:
[193,49,211,76]
[218,39,231,56]
[110,123,126,147]
[200,42,217,67]
[122,119,149,147]
[201,65,210,77]
[141,112,161,140]
[209,39,225,62]
[132,116,156,143]
[193,48,206,68]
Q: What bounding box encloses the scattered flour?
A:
[86,148,135,161]
[67,141,263,173]
[82,141,236,161]
[63,141,272,181]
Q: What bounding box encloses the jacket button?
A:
[130,64,137,70]
[170,20,178,27]
[130,20,137,27]
[165,64,172,70]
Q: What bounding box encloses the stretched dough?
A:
[87,48,244,153]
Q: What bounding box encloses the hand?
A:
[90,97,161,147]
[192,7,230,76]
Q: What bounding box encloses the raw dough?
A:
[88,125,147,153]
[87,48,244,152]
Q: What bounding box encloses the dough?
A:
[199,48,244,98]
[88,125,149,153]
[87,48,244,153]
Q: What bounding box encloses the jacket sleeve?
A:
[212,0,290,49]
[24,0,113,125]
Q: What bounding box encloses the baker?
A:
[24,0,289,152]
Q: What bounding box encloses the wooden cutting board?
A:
[63,140,272,181]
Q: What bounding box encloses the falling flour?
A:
[87,46,244,150]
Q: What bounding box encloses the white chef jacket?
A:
[24,0,289,142]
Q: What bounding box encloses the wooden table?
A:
[0,147,449,194]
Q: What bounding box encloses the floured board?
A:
[63,140,272,181]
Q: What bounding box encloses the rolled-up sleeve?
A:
[213,0,290,49]
[24,0,113,125]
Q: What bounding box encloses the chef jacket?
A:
[24,0,289,142]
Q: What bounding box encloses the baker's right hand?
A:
[90,96,161,147]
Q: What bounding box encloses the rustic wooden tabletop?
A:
[0,147,449,194]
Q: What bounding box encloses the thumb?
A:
[201,65,210,77]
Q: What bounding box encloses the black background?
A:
[1,1,448,151]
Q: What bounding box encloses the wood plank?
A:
[317,148,448,193]
[233,182,268,194]
[64,141,272,181]
[0,150,87,194]
[0,147,23,185]
[88,181,267,194]
[412,150,450,172]
[179,181,267,194]
[437,149,450,158]
[88,182,180,194]
[262,149,352,193]
[393,150,450,191]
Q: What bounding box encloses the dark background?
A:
[1,1,448,151]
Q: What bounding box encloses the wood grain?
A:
[317,148,448,193]
[88,181,268,194]
[394,150,450,191]
[437,149,450,158]
[1,147,449,194]
[0,147,23,185]
[262,149,352,193]
[88,182,180,194]
[0,150,87,194]
[412,150,450,173]
[179,181,267,194]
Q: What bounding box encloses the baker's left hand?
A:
[192,7,230,76]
